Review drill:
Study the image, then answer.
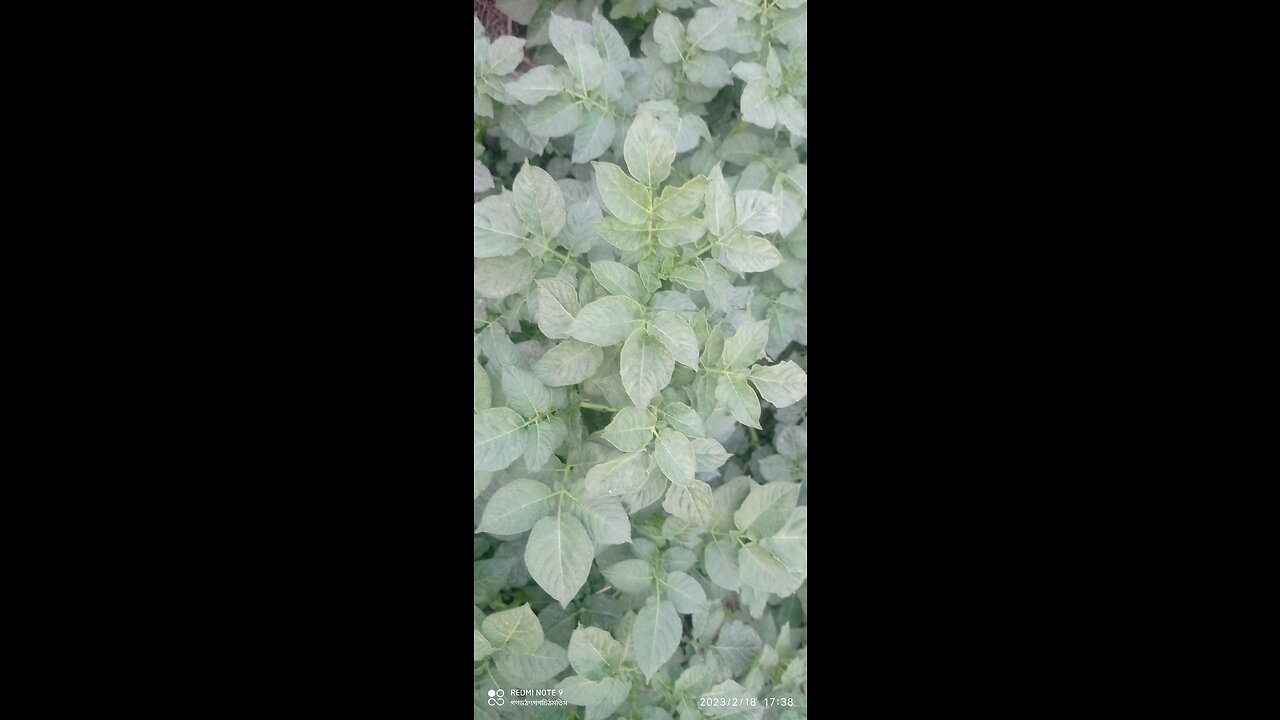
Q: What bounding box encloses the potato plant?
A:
[475,2,806,718]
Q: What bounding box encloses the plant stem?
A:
[579,401,619,412]
[547,246,589,271]
[687,241,715,262]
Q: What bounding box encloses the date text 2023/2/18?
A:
[698,697,795,708]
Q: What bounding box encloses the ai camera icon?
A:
[487,689,504,706]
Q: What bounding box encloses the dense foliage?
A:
[475,2,807,718]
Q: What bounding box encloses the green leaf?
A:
[474,470,493,500]
[514,163,567,240]
[661,570,707,613]
[505,66,566,104]
[474,253,533,298]
[731,61,767,83]
[675,662,714,697]
[539,603,578,646]
[497,105,544,153]
[573,111,617,164]
[600,406,656,453]
[528,94,581,137]
[592,161,651,224]
[651,290,698,316]
[474,627,494,661]
[775,425,807,458]
[691,437,731,471]
[602,558,654,594]
[654,176,709,221]
[634,599,682,680]
[631,538,661,563]
[570,295,645,346]
[473,87,494,118]
[732,190,781,235]
[568,626,624,680]
[773,165,807,235]
[761,507,806,578]
[765,45,783,87]
[710,475,751,530]
[747,361,807,407]
[668,264,708,291]
[685,6,737,51]
[502,366,552,420]
[715,374,761,429]
[657,218,705,247]
[716,132,768,166]
[648,310,700,368]
[473,195,525,259]
[652,13,688,64]
[474,361,491,411]
[469,152,492,186]
[712,621,762,677]
[696,604,727,650]
[562,40,605,92]
[662,479,713,523]
[704,540,740,591]
[478,478,554,535]
[524,414,568,471]
[662,545,697,572]
[586,676,632,720]
[481,603,544,654]
[474,407,529,471]
[718,234,783,273]
[486,36,526,75]
[704,164,735,237]
[592,9,631,65]
[699,323,725,369]
[585,450,650,496]
[738,585,769,621]
[559,674,622,705]
[534,340,604,387]
[740,79,777,128]
[474,556,516,605]
[598,216,650,252]
[526,512,595,607]
[721,320,770,368]
[497,0,538,23]
[534,278,581,339]
[733,480,800,540]
[549,14,596,57]
[591,260,649,302]
[495,639,570,682]
[776,94,806,138]
[758,454,800,482]
[780,650,806,681]
[621,328,676,408]
[738,543,801,595]
[772,7,807,47]
[565,493,632,547]
[654,428,696,486]
[624,112,677,189]
[662,402,705,438]
[560,198,603,255]
[685,52,732,89]
[624,460,669,513]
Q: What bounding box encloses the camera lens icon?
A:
[487,689,504,706]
